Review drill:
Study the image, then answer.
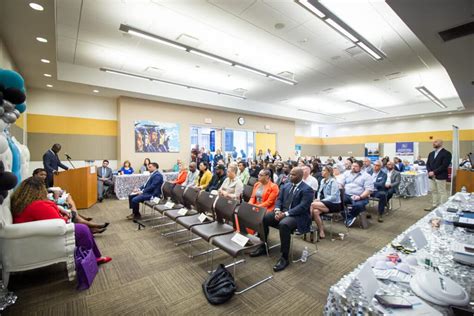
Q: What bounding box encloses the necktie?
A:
[284,184,297,210]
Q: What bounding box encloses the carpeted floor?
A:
[5,195,432,315]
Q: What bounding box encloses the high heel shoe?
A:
[93,228,107,234]
[101,222,110,229]
[96,256,112,265]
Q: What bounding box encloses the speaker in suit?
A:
[127,164,163,219]
[251,167,314,272]
[42,144,69,187]
[426,141,452,208]
[97,161,113,201]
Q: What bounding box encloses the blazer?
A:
[388,170,401,193]
[206,174,227,192]
[275,181,314,233]
[373,171,388,192]
[42,150,69,174]
[97,166,113,180]
[172,170,188,185]
[426,148,452,180]
[140,171,163,198]
[249,181,280,213]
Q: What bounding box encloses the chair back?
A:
[248,177,258,187]
[195,190,218,218]
[161,182,174,200]
[183,186,200,210]
[339,187,345,209]
[242,185,253,202]
[214,197,238,223]
[236,202,266,238]
[172,184,186,204]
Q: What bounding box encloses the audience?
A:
[394,157,404,172]
[127,162,163,220]
[342,160,374,227]
[264,148,273,162]
[413,155,425,166]
[362,158,373,175]
[369,160,388,223]
[218,163,243,200]
[183,162,199,187]
[249,168,280,213]
[206,165,227,192]
[171,163,188,185]
[213,149,224,169]
[11,177,111,266]
[119,160,134,175]
[195,162,212,190]
[172,159,182,172]
[250,167,313,272]
[97,160,113,202]
[273,151,282,161]
[140,158,151,173]
[275,162,283,177]
[385,161,401,206]
[302,165,319,192]
[237,161,250,185]
[310,166,341,239]
[256,149,264,162]
[248,160,261,178]
[276,162,292,187]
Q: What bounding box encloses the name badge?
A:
[198,213,209,223]
[165,201,175,208]
[177,208,188,216]
[231,233,250,247]
[152,197,160,204]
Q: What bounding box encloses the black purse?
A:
[202,264,236,305]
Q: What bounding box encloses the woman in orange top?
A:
[171,162,188,185]
[249,168,279,213]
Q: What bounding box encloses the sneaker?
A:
[424,206,435,212]
[345,217,356,227]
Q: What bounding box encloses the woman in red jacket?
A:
[11,177,111,265]
[171,163,188,185]
[249,168,280,213]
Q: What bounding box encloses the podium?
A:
[54,166,97,209]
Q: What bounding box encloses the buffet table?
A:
[114,172,178,200]
[324,192,474,315]
[399,171,429,197]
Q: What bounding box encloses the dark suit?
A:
[426,147,452,206]
[262,181,314,260]
[370,171,388,215]
[206,174,226,192]
[42,150,69,187]
[97,166,113,199]
[128,171,164,216]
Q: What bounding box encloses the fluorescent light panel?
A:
[295,0,326,18]
[346,100,389,114]
[325,18,358,42]
[100,68,246,100]
[119,24,297,85]
[415,86,447,109]
[298,108,345,121]
[356,42,382,60]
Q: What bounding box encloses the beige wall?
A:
[118,97,295,170]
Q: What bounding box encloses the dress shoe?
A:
[249,246,266,257]
[273,257,289,272]
[366,214,372,219]
[126,214,135,220]
[424,206,435,212]
[377,215,384,223]
[98,197,103,203]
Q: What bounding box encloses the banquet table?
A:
[114,172,178,200]
[399,171,429,197]
[324,192,474,315]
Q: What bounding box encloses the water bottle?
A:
[301,246,309,263]
[461,186,467,193]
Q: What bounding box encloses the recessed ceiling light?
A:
[46,84,53,88]
[36,37,48,43]
[43,73,51,77]
[93,89,99,93]
[40,59,50,63]
[29,2,44,11]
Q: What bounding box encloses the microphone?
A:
[65,153,72,160]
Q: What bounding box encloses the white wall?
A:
[295,122,320,137]
[321,113,474,137]
[27,88,117,120]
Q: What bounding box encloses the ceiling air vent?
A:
[233,88,248,97]
[277,71,295,81]
[145,66,165,77]
[345,45,364,57]
[176,34,200,47]
[439,21,474,42]
[385,71,405,80]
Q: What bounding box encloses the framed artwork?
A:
[134,120,180,153]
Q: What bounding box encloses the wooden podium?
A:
[455,169,474,193]
[54,166,97,209]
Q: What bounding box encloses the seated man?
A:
[126,162,163,220]
[250,167,314,272]
[237,161,250,185]
[206,164,227,192]
[385,161,401,205]
[97,159,113,202]
[183,162,198,187]
[302,165,319,192]
[362,158,374,175]
[342,161,374,227]
[276,162,292,187]
[369,160,388,223]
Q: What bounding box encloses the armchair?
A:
[0,197,76,287]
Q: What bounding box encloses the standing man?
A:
[42,143,69,187]
[425,139,452,211]
[97,160,113,202]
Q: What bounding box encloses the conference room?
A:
[0,0,473,314]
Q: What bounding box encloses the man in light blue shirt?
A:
[343,160,374,227]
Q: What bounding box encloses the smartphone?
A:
[375,295,413,309]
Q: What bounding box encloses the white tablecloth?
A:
[113,172,178,200]
[399,172,429,197]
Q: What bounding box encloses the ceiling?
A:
[0,0,471,124]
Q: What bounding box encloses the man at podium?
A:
[43,143,69,187]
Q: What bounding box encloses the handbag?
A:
[202,264,236,305]
[75,246,99,290]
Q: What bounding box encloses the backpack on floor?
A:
[202,264,236,304]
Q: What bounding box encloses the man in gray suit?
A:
[97,160,113,202]
[385,161,401,207]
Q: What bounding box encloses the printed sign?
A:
[396,142,414,155]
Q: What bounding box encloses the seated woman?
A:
[310,166,341,239]
[172,159,182,172]
[11,177,111,265]
[119,160,134,175]
[171,163,188,185]
[48,188,109,234]
[218,163,243,200]
[195,162,212,190]
[139,158,151,173]
[249,168,279,213]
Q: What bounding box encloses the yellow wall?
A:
[27,114,117,136]
[256,133,277,153]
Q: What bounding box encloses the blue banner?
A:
[210,130,215,152]
[396,142,414,155]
